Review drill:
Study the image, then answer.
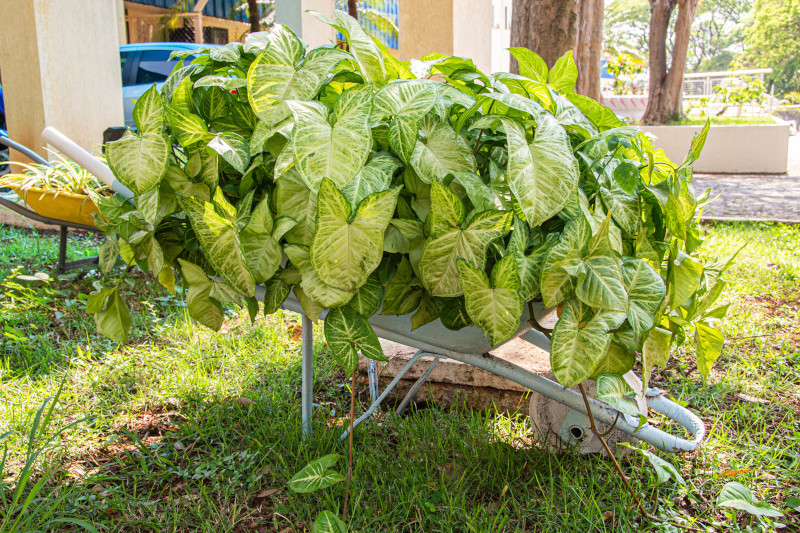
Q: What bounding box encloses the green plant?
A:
[712,76,767,116]
[0,152,111,199]
[0,380,98,533]
[782,91,800,105]
[288,454,349,531]
[90,13,732,429]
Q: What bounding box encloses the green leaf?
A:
[681,121,710,168]
[717,482,783,518]
[94,289,131,343]
[540,215,591,309]
[642,327,672,390]
[287,85,373,191]
[375,81,438,162]
[411,293,439,330]
[410,116,476,184]
[133,83,165,134]
[247,27,349,125]
[240,197,296,285]
[324,307,386,374]
[548,51,578,93]
[576,255,628,312]
[434,296,472,330]
[313,511,348,533]
[347,274,384,317]
[287,454,345,494]
[335,11,386,85]
[180,195,255,298]
[695,321,724,381]
[613,162,639,194]
[165,106,211,148]
[598,184,640,235]
[595,373,640,417]
[208,134,250,174]
[590,342,635,380]
[341,152,401,208]
[622,258,666,341]
[670,249,703,308]
[285,244,354,308]
[99,239,119,275]
[458,255,523,346]
[262,275,291,315]
[626,445,686,485]
[276,168,318,246]
[419,183,512,297]
[565,93,624,131]
[509,48,548,84]
[382,256,423,315]
[106,133,169,195]
[550,299,626,387]
[179,259,224,330]
[311,179,399,291]
[473,114,578,227]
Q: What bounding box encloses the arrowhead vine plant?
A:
[87,11,734,527]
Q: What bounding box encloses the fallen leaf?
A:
[723,469,751,477]
[256,488,280,498]
[736,393,769,404]
[238,396,254,407]
[602,511,614,521]
[173,442,184,451]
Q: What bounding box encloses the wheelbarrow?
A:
[50,128,706,455]
[269,292,706,455]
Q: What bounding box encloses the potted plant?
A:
[0,152,111,226]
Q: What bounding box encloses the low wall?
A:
[641,123,791,174]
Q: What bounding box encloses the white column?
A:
[0,0,124,161]
[275,0,336,48]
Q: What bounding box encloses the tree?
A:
[247,0,260,32]
[641,0,700,124]
[510,0,579,71]
[575,0,604,100]
[739,0,800,96]
[347,0,358,19]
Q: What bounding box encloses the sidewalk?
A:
[692,134,800,223]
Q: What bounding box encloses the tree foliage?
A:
[739,0,800,95]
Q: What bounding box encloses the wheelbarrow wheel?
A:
[529,371,647,455]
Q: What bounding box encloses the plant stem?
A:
[342,370,356,521]
[577,383,706,532]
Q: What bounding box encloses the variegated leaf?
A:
[133,83,165,134]
[165,106,211,149]
[550,298,627,387]
[473,114,578,227]
[540,214,591,309]
[596,373,641,416]
[324,306,386,374]
[341,152,401,207]
[622,257,666,340]
[284,244,354,309]
[347,274,384,317]
[382,256,423,315]
[240,196,296,285]
[457,254,523,346]
[375,81,438,162]
[410,116,476,184]
[287,85,373,191]
[106,132,169,195]
[643,326,672,389]
[311,179,399,291]
[180,195,255,297]
[335,11,386,86]
[247,26,349,125]
[276,168,318,246]
[590,342,635,380]
[287,454,344,493]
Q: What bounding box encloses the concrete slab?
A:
[358,333,552,412]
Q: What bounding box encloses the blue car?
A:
[120,42,213,126]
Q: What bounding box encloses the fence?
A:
[683,68,773,98]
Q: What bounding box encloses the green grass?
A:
[0,223,798,532]
[668,116,777,126]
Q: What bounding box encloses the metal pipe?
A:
[0,136,50,166]
[40,127,134,201]
[395,357,439,415]
[301,314,314,440]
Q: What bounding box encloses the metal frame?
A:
[277,294,706,454]
[0,136,102,272]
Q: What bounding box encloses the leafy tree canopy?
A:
[738,0,800,95]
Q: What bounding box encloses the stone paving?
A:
[693,173,800,223]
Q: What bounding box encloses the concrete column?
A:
[275,0,336,49]
[0,0,124,162]
[399,0,493,73]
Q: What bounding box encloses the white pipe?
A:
[41,127,134,201]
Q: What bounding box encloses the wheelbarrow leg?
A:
[395,357,439,415]
[301,314,314,440]
[367,359,379,403]
[57,226,68,273]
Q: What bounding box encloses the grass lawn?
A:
[0,222,798,532]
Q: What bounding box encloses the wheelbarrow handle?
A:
[634,390,706,453]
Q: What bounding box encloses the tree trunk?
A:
[348,0,358,19]
[510,0,579,74]
[642,0,699,124]
[247,0,259,33]
[574,0,604,100]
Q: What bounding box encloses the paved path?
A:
[692,134,800,223]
